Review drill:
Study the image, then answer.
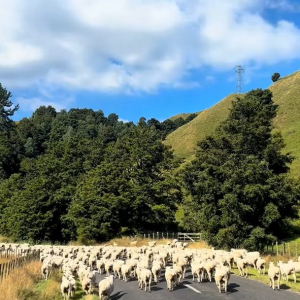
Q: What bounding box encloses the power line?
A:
[235,65,244,94]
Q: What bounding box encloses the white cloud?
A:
[16,97,63,112]
[0,0,300,96]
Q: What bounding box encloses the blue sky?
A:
[1,0,300,123]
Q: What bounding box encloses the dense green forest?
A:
[0,83,196,244]
[0,83,299,248]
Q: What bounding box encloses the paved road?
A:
[95,270,300,300]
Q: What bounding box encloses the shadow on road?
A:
[280,284,291,290]
[227,282,240,293]
[151,286,164,291]
[111,291,127,299]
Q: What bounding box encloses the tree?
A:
[181,89,299,250]
[0,83,19,132]
[67,126,182,242]
[272,73,280,82]
[0,84,20,180]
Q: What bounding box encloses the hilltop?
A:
[168,112,201,121]
[165,71,300,178]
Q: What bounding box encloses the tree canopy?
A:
[181,89,299,250]
[0,84,188,243]
[272,73,281,82]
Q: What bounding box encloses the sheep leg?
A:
[224,277,228,293]
[197,272,201,283]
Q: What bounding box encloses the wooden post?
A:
[283,242,285,255]
[276,241,278,256]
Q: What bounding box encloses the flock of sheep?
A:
[2,240,300,299]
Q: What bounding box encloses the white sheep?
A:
[236,258,248,277]
[165,267,178,291]
[191,262,203,283]
[151,261,162,283]
[138,268,152,292]
[82,271,96,295]
[268,262,281,290]
[99,275,114,300]
[256,258,266,275]
[277,261,296,282]
[61,277,71,300]
[113,260,124,279]
[41,261,52,280]
[215,265,230,293]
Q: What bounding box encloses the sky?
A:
[1,0,300,123]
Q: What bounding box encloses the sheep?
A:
[104,260,114,276]
[173,264,183,285]
[277,261,296,282]
[191,262,203,283]
[215,265,230,293]
[121,264,132,282]
[97,259,105,274]
[203,260,216,282]
[268,262,281,290]
[113,260,124,279]
[41,261,52,280]
[99,275,114,300]
[256,258,266,275]
[61,277,71,300]
[165,267,178,291]
[82,271,96,295]
[139,268,152,292]
[288,260,300,274]
[236,258,248,277]
[151,261,162,283]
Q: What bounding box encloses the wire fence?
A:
[0,250,40,282]
[263,241,300,257]
[138,232,202,242]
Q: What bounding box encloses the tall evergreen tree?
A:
[182,89,299,250]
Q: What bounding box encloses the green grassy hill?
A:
[165,70,300,178]
[168,112,201,121]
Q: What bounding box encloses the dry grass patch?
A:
[0,256,16,264]
[187,241,210,249]
[105,237,174,247]
[0,261,41,300]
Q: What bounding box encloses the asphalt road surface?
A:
[95,270,300,300]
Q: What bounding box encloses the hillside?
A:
[165,71,300,178]
[168,112,201,121]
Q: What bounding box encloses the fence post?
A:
[283,242,285,255]
[276,241,278,256]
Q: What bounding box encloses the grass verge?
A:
[231,255,300,293]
